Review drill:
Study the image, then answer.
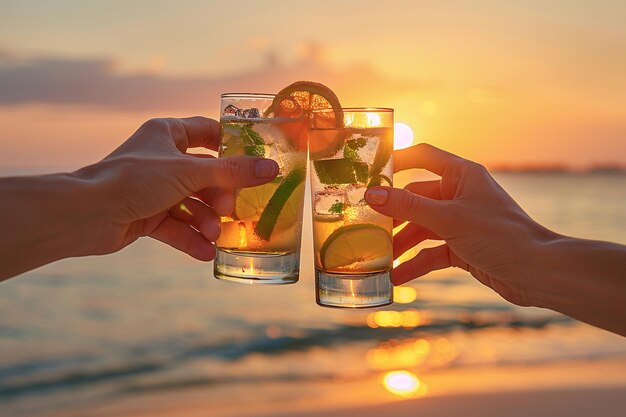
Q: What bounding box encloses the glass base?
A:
[316,269,393,308]
[213,249,299,285]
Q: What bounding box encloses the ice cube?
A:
[223,104,240,116]
[222,105,261,119]
[262,144,285,168]
[252,123,286,147]
[357,136,380,165]
[346,186,367,206]
[313,190,346,220]
[241,108,260,119]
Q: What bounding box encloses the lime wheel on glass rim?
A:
[265,81,346,157]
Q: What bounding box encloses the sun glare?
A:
[394,122,414,150]
[393,286,417,304]
[382,370,424,398]
[366,112,382,127]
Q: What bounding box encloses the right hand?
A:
[365,144,557,307]
[75,117,279,261]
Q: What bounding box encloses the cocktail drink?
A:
[310,108,394,307]
[214,93,307,284]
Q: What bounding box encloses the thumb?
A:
[365,186,447,233]
[185,155,279,191]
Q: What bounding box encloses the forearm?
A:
[530,235,626,335]
[0,173,106,281]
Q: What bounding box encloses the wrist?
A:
[44,171,110,258]
[0,171,110,280]
[528,233,626,334]
[517,222,564,308]
[69,163,117,256]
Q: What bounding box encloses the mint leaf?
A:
[329,201,344,214]
[343,137,367,161]
[314,159,369,184]
[241,124,265,146]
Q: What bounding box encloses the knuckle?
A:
[142,117,167,132]
[169,118,187,140]
[461,160,487,176]
[414,142,432,152]
[398,190,421,213]
[221,156,249,179]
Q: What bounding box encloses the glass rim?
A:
[220,92,276,99]
[312,107,394,113]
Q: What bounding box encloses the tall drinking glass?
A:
[214,93,307,284]
[309,108,394,307]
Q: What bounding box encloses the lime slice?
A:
[266,81,344,153]
[320,224,392,271]
[255,167,306,240]
[266,81,343,122]
[233,180,280,220]
[309,128,348,160]
[367,174,393,187]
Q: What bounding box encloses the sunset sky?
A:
[1,0,625,169]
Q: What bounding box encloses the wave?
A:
[0,313,573,400]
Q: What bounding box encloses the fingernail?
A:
[365,188,388,205]
[255,159,277,178]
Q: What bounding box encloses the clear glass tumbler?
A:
[309,108,394,307]
[214,93,307,284]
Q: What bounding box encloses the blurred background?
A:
[1,1,625,416]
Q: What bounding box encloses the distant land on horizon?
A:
[2,162,626,177]
[488,162,626,174]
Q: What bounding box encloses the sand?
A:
[273,387,626,417]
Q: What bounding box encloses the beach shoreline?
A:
[42,356,626,417]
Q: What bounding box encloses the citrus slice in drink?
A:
[266,81,344,156]
[233,181,279,221]
[254,167,306,240]
[233,172,304,242]
[221,123,266,157]
[319,224,392,271]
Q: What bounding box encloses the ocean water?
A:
[1,173,626,416]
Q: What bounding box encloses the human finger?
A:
[183,156,279,192]
[392,244,451,285]
[168,197,221,241]
[365,186,448,232]
[393,223,441,260]
[393,219,406,228]
[404,180,442,200]
[186,153,217,159]
[394,143,467,176]
[149,217,216,261]
[141,117,221,152]
[196,188,234,217]
[390,181,441,229]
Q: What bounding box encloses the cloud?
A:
[0,48,433,113]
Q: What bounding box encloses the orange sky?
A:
[1,0,625,170]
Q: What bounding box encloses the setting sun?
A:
[366,112,382,127]
[1,2,625,417]
[394,122,414,150]
[382,370,424,398]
